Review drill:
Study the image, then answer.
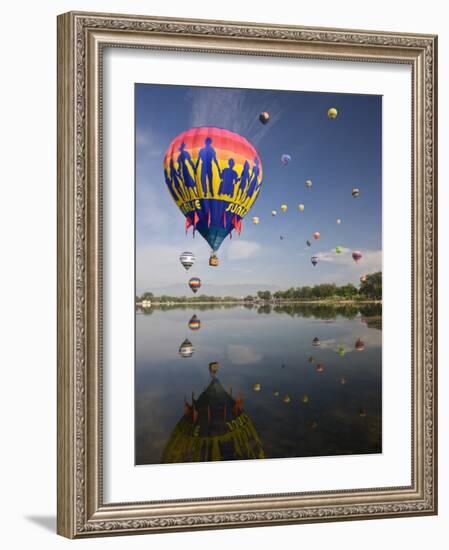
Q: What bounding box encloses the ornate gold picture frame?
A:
[57,11,437,538]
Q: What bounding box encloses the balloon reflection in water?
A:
[188,314,201,331]
[300,394,309,404]
[253,383,261,392]
[283,395,291,403]
[312,337,321,347]
[315,364,325,373]
[161,376,265,463]
[355,338,365,352]
[179,339,194,358]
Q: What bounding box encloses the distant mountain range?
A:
[145,283,280,298]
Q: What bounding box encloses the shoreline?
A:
[137,299,382,307]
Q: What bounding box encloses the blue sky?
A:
[135,84,382,296]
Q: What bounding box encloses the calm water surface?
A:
[135,304,381,465]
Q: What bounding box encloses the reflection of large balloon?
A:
[311,256,318,266]
[327,107,338,119]
[163,127,263,264]
[179,251,195,270]
[281,154,291,165]
[352,251,362,263]
[161,377,264,463]
[259,111,270,124]
[313,231,320,240]
[179,339,194,358]
[189,277,201,293]
[188,314,201,331]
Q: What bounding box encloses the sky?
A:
[135,83,382,296]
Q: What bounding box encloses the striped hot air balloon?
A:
[179,339,194,358]
[179,251,195,270]
[163,127,263,265]
[188,314,201,331]
[188,277,201,294]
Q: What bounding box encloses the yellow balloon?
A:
[283,395,291,403]
[252,216,260,225]
[328,107,338,119]
[281,204,288,212]
[298,203,305,212]
[253,383,261,392]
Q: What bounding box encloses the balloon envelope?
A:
[259,111,270,124]
[352,188,360,198]
[179,251,195,270]
[252,216,260,225]
[271,210,277,216]
[305,179,312,188]
[298,203,305,212]
[163,127,263,253]
[281,154,291,165]
[352,250,362,263]
[313,232,320,240]
[327,107,338,119]
[189,277,201,293]
[281,204,287,212]
[335,246,343,254]
[311,256,318,266]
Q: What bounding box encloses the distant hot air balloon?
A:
[316,364,324,373]
[271,209,277,216]
[327,107,338,119]
[259,111,270,124]
[312,337,321,347]
[311,256,318,266]
[208,362,220,375]
[280,235,284,240]
[337,346,346,357]
[253,383,261,392]
[252,216,260,225]
[305,179,313,188]
[298,203,305,212]
[308,355,315,363]
[179,339,194,358]
[340,377,347,385]
[352,188,360,198]
[300,394,309,404]
[283,395,291,403]
[360,275,367,283]
[352,250,362,263]
[273,390,279,397]
[335,246,343,254]
[281,204,288,212]
[336,218,342,225]
[281,154,291,165]
[179,251,195,271]
[355,338,365,352]
[163,127,263,266]
[306,240,312,247]
[313,231,321,240]
[189,277,201,294]
[188,314,201,331]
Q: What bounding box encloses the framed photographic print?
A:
[57,11,438,538]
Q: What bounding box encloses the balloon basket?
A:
[209,254,219,267]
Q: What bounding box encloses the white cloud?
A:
[227,345,263,365]
[316,247,351,263]
[226,240,261,261]
[188,88,283,146]
[315,248,382,271]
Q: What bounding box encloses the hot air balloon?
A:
[252,216,260,225]
[316,364,324,373]
[208,361,220,375]
[312,337,321,347]
[259,111,270,124]
[179,339,194,358]
[308,355,315,363]
[253,383,261,392]
[163,127,263,266]
[355,338,365,352]
[360,274,367,283]
[337,346,346,357]
[311,256,318,266]
[298,203,305,212]
[352,250,362,263]
[281,154,291,165]
[340,377,347,385]
[273,390,279,397]
[283,395,291,403]
[336,218,342,225]
[306,240,312,247]
[300,394,309,404]
[313,231,320,240]
[352,188,360,198]
[271,209,277,216]
[189,277,201,294]
[281,204,288,212]
[188,314,201,331]
[179,251,195,270]
[335,246,343,254]
[327,107,338,119]
[280,235,284,240]
[305,179,312,188]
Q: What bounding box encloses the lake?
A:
[135,303,382,465]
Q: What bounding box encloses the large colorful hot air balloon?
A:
[281,154,291,165]
[352,250,363,263]
[163,127,263,265]
[189,277,201,294]
[179,251,195,270]
[311,256,318,266]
